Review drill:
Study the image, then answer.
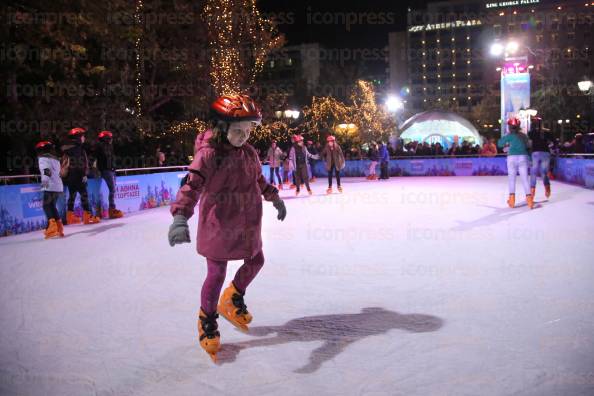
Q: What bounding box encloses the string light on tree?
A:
[203,0,283,96]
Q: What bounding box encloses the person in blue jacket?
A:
[378,142,390,180]
[497,118,534,209]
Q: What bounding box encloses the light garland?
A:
[134,0,144,135]
[203,0,283,96]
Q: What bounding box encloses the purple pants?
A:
[201,250,264,315]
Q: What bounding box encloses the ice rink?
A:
[1,176,594,396]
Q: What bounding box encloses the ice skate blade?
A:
[218,310,249,333]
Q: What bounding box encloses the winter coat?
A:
[267,146,283,168]
[61,143,89,182]
[171,130,279,261]
[368,147,380,162]
[497,133,529,156]
[96,142,116,171]
[379,144,390,162]
[528,130,552,153]
[38,154,64,192]
[321,144,345,171]
[289,145,318,170]
[480,143,498,157]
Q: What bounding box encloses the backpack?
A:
[60,154,70,178]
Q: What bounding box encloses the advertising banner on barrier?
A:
[312,157,508,178]
[555,157,594,189]
[0,171,187,237]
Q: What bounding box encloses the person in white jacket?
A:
[36,140,65,238]
[266,140,284,189]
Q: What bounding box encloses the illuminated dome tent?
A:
[399,110,482,148]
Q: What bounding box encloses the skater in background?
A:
[36,140,64,239]
[289,135,319,196]
[167,94,287,362]
[379,142,390,180]
[282,151,293,188]
[480,139,498,157]
[321,135,345,193]
[61,128,101,224]
[96,131,124,218]
[306,140,318,182]
[266,140,283,189]
[498,118,534,209]
[367,142,379,180]
[528,116,552,199]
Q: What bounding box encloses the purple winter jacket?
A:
[171,130,279,260]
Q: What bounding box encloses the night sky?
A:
[259,0,430,50]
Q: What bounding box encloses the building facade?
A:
[393,0,593,133]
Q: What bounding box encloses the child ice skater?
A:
[528,116,552,199]
[321,135,345,193]
[168,95,287,362]
[36,140,65,239]
[289,134,319,196]
[498,118,534,209]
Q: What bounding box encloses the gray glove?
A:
[168,214,191,246]
[272,198,286,221]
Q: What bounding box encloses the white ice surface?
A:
[1,176,594,396]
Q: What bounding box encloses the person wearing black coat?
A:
[96,131,124,218]
[61,128,100,225]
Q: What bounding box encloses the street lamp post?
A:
[578,80,593,130]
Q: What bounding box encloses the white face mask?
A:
[227,121,255,147]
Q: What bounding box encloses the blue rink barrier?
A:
[1,157,593,237]
[554,157,594,189]
[0,171,186,237]
[311,157,509,177]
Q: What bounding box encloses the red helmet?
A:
[68,127,86,137]
[210,94,262,123]
[326,135,336,142]
[292,134,304,143]
[98,130,113,140]
[35,140,54,151]
[507,118,521,127]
